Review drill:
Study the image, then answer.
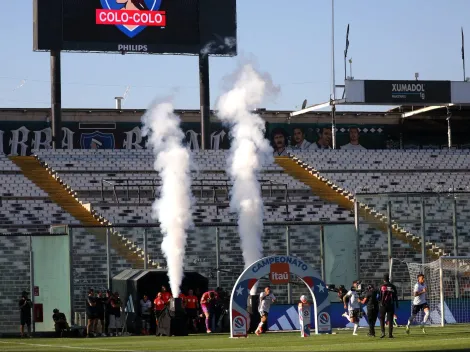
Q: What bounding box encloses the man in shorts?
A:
[255,286,276,336]
[406,273,430,334]
[200,290,218,333]
[343,281,361,336]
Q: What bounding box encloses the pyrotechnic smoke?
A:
[215,64,279,270]
[142,101,193,296]
[200,36,237,56]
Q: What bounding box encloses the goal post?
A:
[391,256,470,326]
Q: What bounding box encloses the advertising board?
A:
[34,0,237,55]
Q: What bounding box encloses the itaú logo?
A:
[97,0,166,38]
[270,263,290,284]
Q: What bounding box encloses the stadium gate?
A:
[229,255,331,337]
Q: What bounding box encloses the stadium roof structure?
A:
[388,104,470,119]
[0,107,404,124]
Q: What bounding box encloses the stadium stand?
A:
[1,148,469,332]
[33,149,353,224]
[288,150,470,271]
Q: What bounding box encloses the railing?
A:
[100,178,291,205]
[101,178,160,204]
[98,177,293,220]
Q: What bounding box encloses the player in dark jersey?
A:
[360,285,379,337]
[379,274,399,338]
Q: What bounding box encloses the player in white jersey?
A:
[343,281,361,336]
[405,273,430,334]
[255,286,276,336]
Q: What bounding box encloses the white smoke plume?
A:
[142,101,194,296]
[200,36,237,56]
[215,64,279,270]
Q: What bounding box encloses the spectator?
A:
[109,292,122,337]
[140,294,152,335]
[86,289,98,337]
[52,308,69,337]
[19,290,32,338]
[311,127,332,149]
[341,127,366,150]
[291,127,312,151]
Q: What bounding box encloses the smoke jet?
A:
[142,101,193,296]
[215,64,279,270]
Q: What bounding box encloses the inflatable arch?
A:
[230,255,331,337]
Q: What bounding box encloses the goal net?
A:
[391,257,470,326]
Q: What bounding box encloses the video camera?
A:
[326,284,348,301]
[327,281,371,300]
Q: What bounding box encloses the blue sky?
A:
[0,0,468,110]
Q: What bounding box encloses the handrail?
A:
[99,177,294,219]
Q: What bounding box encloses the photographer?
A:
[360,285,379,337]
[19,290,32,338]
[104,290,112,336]
[215,287,230,332]
[96,291,106,336]
[343,281,361,336]
[109,292,122,337]
[86,289,98,337]
[52,308,69,337]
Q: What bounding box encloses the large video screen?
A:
[34,0,237,56]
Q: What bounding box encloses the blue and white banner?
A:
[268,301,468,330]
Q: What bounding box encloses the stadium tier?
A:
[33,149,353,224]
[290,149,470,257]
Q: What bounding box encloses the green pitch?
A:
[1,326,470,351]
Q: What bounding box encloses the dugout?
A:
[112,269,209,333]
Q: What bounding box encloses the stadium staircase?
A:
[275,156,444,259]
[10,156,156,268]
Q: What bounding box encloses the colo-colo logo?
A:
[252,256,308,273]
[97,0,166,39]
[391,83,426,93]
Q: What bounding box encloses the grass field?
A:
[1,326,470,352]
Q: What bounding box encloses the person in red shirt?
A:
[200,290,218,333]
[154,292,165,322]
[178,292,186,308]
[160,286,172,304]
[185,289,199,332]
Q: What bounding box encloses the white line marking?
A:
[0,340,141,352]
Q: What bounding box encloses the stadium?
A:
[2,0,470,351]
